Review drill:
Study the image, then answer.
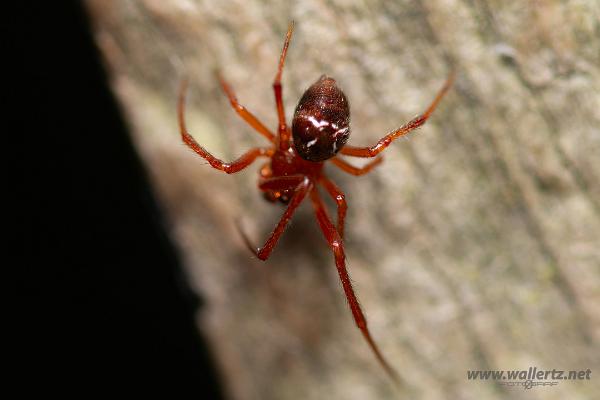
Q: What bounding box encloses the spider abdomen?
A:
[292,75,350,162]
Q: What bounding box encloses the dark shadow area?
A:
[10,2,224,396]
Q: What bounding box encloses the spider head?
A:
[292,76,350,162]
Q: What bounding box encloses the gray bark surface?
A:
[86,1,599,399]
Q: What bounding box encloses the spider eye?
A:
[292,76,350,162]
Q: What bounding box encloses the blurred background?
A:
[15,0,599,399]
[13,1,222,397]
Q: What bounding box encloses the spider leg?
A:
[178,80,274,173]
[238,176,312,260]
[273,21,294,150]
[330,156,384,176]
[318,176,347,239]
[309,188,399,383]
[340,71,455,158]
[216,73,276,142]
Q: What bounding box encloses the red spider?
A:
[178,22,453,382]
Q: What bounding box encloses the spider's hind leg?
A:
[217,73,275,142]
[178,80,274,173]
[273,22,294,149]
[340,71,455,158]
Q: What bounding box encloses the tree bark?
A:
[86,1,599,399]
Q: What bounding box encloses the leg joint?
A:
[331,239,343,254]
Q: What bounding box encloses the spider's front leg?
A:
[340,71,455,158]
[319,176,347,239]
[309,187,399,383]
[178,80,274,173]
[237,176,312,260]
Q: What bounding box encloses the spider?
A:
[178,22,453,382]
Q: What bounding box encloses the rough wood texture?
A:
[86,1,599,399]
